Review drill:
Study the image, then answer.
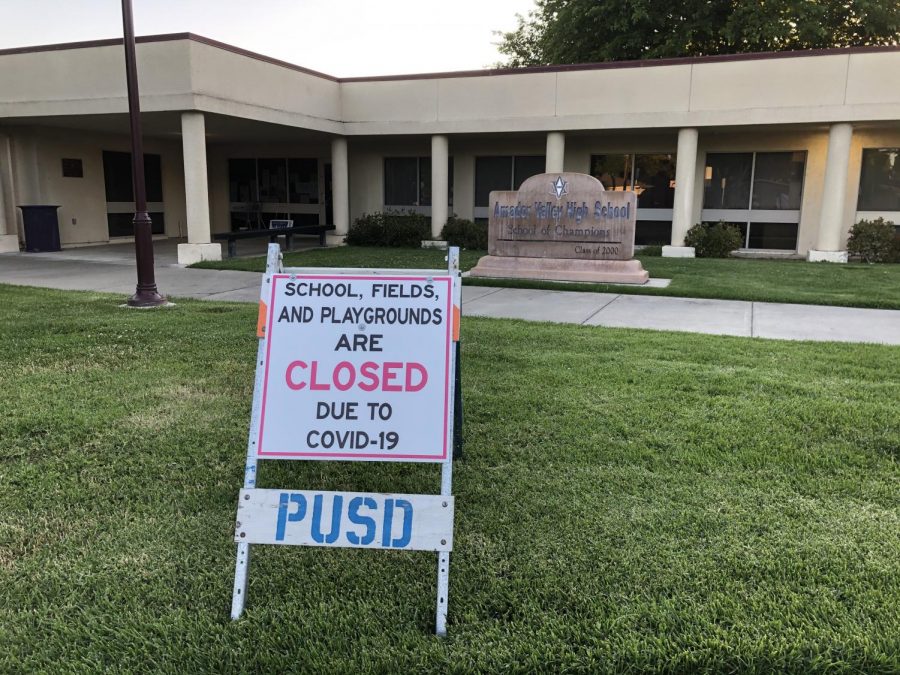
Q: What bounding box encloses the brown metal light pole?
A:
[122,0,166,307]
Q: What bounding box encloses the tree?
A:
[497,0,900,67]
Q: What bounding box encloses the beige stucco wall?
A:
[4,39,900,138]
[341,52,900,136]
[187,41,341,134]
[0,41,194,119]
[4,126,186,246]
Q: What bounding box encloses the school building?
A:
[0,33,898,263]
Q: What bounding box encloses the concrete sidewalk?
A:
[1,245,898,346]
[462,286,900,345]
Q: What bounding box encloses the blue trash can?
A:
[18,205,61,252]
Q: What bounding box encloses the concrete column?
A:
[177,112,220,264]
[664,127,699,257]
[545,132,565,174]
[328,136,349,245]
[430,134,449,240]
[0,134,17,252]
[808,123,853,262]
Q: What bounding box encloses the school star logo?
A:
[550,175,568,200]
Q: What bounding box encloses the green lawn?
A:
[1,286,899,672]
[191,247,900,309]
[191,246,486,273]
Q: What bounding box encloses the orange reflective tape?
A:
[256,300,268,338]
[453,304,461,342]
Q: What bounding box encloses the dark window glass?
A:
[634,154,675,208]
[288,212,321,226]
[417,157,453,206]
[288,158,318,204]
[752,152,804,210]
[704,153,752,209]
[103,151,134,202]
[475,156,512,206]
[418,157,431,206]
[448,156,454,207]
[144,154,163,203]
[229,159,257,203]
[590,154,632,191]
[748,222,798,250]
[102,151,162,203]
[324,162,333,224]
[107,212,164,237]
[634,220,671,245]
[384,157,419,205]
[258,158,287,202]
[513,155,546,189]
[858,148,900,211]
[61,158,83,178]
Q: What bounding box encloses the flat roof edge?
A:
[0,32,341,82]
[1,33,897,83]
[345,44,900,82]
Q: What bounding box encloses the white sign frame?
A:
[230,244,461,637]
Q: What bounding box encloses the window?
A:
[475,156,512,207]
[590,154,632,191]
[475,155,546,207]
[702,151,806,250]
[103,150,163,202]
[858,148,900,212]
[101,151,165,237]
[752,152,804,210]
[513,155,545,189]
[228,159,257,202]
[257,158,287,203]
[288,158,319,204]
[704,153,752,209]
[634,154,676,209]
[383,157,451,208]
[590,153,676,245]
[228,158,324,231]
[384,158,419,206]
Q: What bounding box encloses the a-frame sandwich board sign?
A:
[230,243,461,637]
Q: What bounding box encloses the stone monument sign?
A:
[469,172,649,284]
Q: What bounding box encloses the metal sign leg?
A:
[231,542,251,619]
[436,246,460,636]
[231,243,281,620]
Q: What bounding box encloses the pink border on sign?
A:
[257,274,453,461]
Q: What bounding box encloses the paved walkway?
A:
[1,242,898,346]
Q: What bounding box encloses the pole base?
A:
[661,245,696,258]
[126,288,168,307]
[807,249,848,263]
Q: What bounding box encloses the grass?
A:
[190,246,486,274]
[192,247,900,309]
[1,285,899,672]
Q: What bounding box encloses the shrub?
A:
[888,236,900,264]
[346,210,429,248]
[639,244,663,257]
[847,218,897,263]
[684,221,743,258]
[440,217,488,250]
